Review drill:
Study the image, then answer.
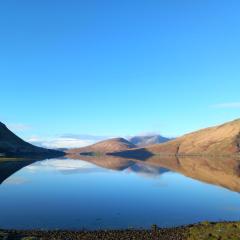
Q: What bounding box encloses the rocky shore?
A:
[1,222,240,240]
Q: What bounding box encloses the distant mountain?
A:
[111,119,240,157]
[67,137,136,155]
[128,135,170,147]
[0,122,64,157]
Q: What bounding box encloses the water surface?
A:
[0,157,240,230]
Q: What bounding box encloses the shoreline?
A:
[1,221,240,240]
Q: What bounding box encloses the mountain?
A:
[67,137,136,155]
[0,122,64,157]
[128,135,170,147]
[111,119,240,157]
[147,119,240,155]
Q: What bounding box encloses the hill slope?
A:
[67,137,136,155]
[0,122,64,157]
[111,119,240,157]
[148,119,240,155]
[129,135,170,147]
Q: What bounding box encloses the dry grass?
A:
[67,138,137,154]
[147,119,240,155]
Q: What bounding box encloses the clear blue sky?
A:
[1,0,240,144]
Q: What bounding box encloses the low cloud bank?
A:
[28,134,108,149]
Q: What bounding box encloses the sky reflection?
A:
[0,157,240,230]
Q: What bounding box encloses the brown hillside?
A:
[111,119,240,157]
[67,137,137,155]
[147,119,240,155]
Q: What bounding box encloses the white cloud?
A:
[212,102,240,109]
[27,133,112,149]
[28,136,95,149]
[127,132,160,137]
[60,134,107,141]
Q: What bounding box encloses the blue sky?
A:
[0,0,240,147]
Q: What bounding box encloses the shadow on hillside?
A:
[107,148,154,160]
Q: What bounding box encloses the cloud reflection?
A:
[26,159,106,175]
[4,176,30,185]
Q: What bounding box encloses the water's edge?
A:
[1,221,240,240]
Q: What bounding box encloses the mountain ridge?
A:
[2,118,240,158]
[0,122,64,158]
[110,119,240,158]
[67,137,137,155]
[128,134,170,147]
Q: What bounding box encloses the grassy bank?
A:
[1,222,240,240]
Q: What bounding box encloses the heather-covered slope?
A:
[0,122,64,157]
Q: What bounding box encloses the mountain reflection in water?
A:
[74,155,240,192]
[1,155,240,230]
[1,155,240,192]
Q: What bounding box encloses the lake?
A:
[0,156,240,230]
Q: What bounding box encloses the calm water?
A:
[0,157,240,230]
